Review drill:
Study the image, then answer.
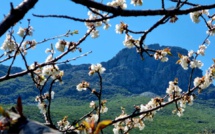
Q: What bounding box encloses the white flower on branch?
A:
[1,34,16,52]
[202,9,210,16]
[190,11,201,23]
[177,108,185,117]
[22,40,37,51]
[115,22,127,34]
[131,0,143,6]
[17,27,25,37]
[190,60,203,69]
[76,81,90,91]
[85,114,98,125]
[166,80,182,97]
[57,116,70,131]
[206,20,215,36]
[37,102,47,114]
[17,26,34,37]
[27,26,34,36]
[197,44,207,56]
[89,63,106,76]
[190,10,209,23]
[100,100,108,113]
[154,48,171,62]
[176,53,190,70]
[45,54,53,62]
[44,91,55,99]
[133,118,145,130]
[45,48,54,54]
[123,34,134,48]
[107,0,127,9]
[95,21,102,27]
[89,101,96,108]
[207,27,215,36]
[103,23,111,30]
[205,39,210,45]
[55,40,68,52]
[188,50,194,57]
[90,29,99,38]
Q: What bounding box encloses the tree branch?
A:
[0,0,38,37]
[71,0,215,17]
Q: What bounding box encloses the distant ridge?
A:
[0,44,214,103]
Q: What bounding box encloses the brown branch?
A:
[33,14,117,23]
[97,72,103,123]
[0,28,93,82]
[71,0,215,17]
[109,86,199,126]
[170,0,198,6]
[46,79,57,129]
[0,0,38,37]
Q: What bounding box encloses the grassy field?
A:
[2,95,215,134]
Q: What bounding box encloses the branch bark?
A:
[71,0,215,17]
[0,0,38,37]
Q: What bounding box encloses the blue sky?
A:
[0,0,215,74]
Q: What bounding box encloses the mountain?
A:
[0,44,214,103]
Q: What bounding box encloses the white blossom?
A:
[44,91,55,99]
[113,128,119,134]
[190,11,201,23]
[1,34,16,52]
[103,23,111,30]
[193,77,202,87]
[57,116,70,131]
[89,101,96,108]
[177,54,189,70]
[115,22,127,34]
[85,114,98,124]
[177,108,185,117]
[197,44,207,56]
[76,81,89,91]
[100,106,108,113]
[131,0,143,6]
[154,49,170,62]
[37,102,47,114]
[89,63,106,76]
[55,40,67,52]
[123,34,134,48]
[188,50,194,57]
[17,27,25,37]
[91,30,99,38]
[190,60,203,69]
[45,55,53,62]
[206,27,215,36]
[107,0,127,9]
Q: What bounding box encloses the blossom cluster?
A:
[206,16,215,36]
[154,48,171,62]
[115,22,128,34]
[190,10,209,23]
[113,97,165,133]
[35,91,55,114]
[1,27,37,56]
[165,79,193,117]
[88,63,106,76]
[123,34,140,48]
[166,78,182,101]
[190,9,215,36]
[107,0,127,9]
[29,63,64,86]
[57,101,109,133]
[193,60,215,92]
[85,8,111,38]
[177,42,207,70]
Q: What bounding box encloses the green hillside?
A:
[3,95,213,134]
